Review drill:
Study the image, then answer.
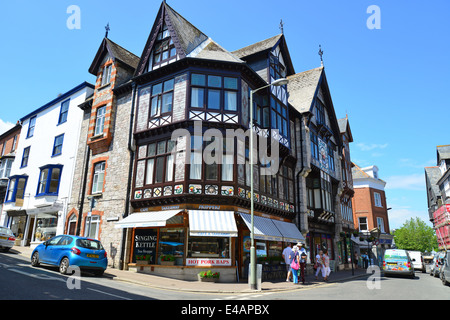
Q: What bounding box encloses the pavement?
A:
[10,246,369,294]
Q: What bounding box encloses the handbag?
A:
[290,258,299,270]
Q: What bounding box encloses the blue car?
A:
[31,235,107,276]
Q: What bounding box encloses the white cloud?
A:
[0,119,14,135]
[384,173,425,191]
[388,207,432,230]
[356,142,388,152]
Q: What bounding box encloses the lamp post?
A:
[249,78,289,290]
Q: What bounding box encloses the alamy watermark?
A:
[367,5,381,30]
[170,121,281,176]
[67,5,81,30]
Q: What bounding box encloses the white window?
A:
[0,159,13,179]
[101,65,112,86]
[84,215,100,239]
[374,192,383,207]
[92,162,105,194]
[377,217,385,233]
[359,217,368,232]
[94,106,106,136]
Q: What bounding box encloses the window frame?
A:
[101,64,112,86]
[151,24,176,69]
[5,175,28,203]
[359,217,368,232]
[52,134,64,157]
[58,99,70,125]
[21,146,30,168]
[36,164,63,197]
[27,116,36,138]
[94,106,106,136]
[190,73,239,112]
[143,139,176,186]
[374,192,383,207]
[149,78,175,119]
[92,161,106,194]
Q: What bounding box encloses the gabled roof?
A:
[89,38,140,75]
[232,34,295,76]
[437,145,450,163]
[338,116,353,142]
[287,66,323,114]
[425,166,442,197]
[135,1,210,76]
[193,39,243,63]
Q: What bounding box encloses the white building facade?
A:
[0,82,94,248]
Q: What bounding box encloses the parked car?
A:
[382,249,415,278]
[430,252,444,277]
[440,250,450,286]
[408,250,426,273]
[31,235,107,276]
[0,226,16,252]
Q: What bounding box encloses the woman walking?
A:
[321,249,331,281]
[315,250,323,280]
[290,246,300,284]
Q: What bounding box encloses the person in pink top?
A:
[321,249,331,281]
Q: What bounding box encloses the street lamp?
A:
[249,77,289,290]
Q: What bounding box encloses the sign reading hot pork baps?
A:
[133,229,157,263]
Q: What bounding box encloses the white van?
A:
[408,251,426,273]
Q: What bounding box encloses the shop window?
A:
[34,215,58,242]
[158,228,184,266]
[188,237,230,259]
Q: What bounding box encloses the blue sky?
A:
[1,0,449,229]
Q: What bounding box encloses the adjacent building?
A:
[352,163,393,262]
[425,145,450,249]
[1,82,94,247]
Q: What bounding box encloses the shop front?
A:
[116,205,305,282]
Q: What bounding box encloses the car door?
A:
[40,236,63,263]
[49,236,74,265]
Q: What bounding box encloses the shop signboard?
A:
[186,258,231,266]
[133,229,157,264]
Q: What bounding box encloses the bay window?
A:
[190,73,238,111]
[36,165,63,196]
[6,175,27,203]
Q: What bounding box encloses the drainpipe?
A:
[76,144,90,236]
[295,114,304,233]
[119,82,137,270]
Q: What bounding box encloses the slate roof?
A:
[89,37,140,75]
[232,34,283,59]
[437,145,450,162]
[287,66,323,114]
[164,2,208,56]
[194,39,244,63]
[425,166,442,197]
[338,117,353,142]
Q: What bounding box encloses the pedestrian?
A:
[321,249,331,281]
[282,243,293,282]
[290,245,300,284]
[297,242,307,284]
[315,250,323,280]
[353,251,359,269]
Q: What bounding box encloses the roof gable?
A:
[338,117,353,142]
[135,2,209,76]
[232,34,295,76]
[89,38,140,75]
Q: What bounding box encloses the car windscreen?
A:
[0,227,13,236]
[76,239,104,250]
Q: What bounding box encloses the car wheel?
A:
[59,257,70,275]
[31,252,40,267]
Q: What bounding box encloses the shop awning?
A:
[114,210,182,229]
[238,213,283,241]
[272,219,305,243]
[351,235,370,246]
[188,210,238,237]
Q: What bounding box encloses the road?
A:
[1,251,449,301]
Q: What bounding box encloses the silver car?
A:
[0,226,15,252]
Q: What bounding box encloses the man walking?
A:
[282,243,293,281]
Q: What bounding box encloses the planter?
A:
[136,260,150,265]
[160,261,175,266]
[199,277,219,283]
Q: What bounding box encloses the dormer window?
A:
[152,24,176,68]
